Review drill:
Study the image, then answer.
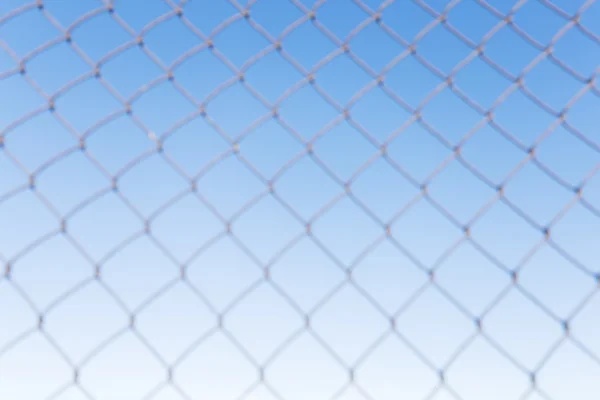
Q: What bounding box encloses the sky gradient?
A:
[1,0,600,399]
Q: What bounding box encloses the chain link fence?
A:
[1,0,599,399]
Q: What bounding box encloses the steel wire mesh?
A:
[1,0,599,399]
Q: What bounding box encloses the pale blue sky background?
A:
[1,0,600,399]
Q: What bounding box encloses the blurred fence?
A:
[1,0,599,399]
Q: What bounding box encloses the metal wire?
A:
[1,0,599,399]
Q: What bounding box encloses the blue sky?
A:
[1,0,600,399]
